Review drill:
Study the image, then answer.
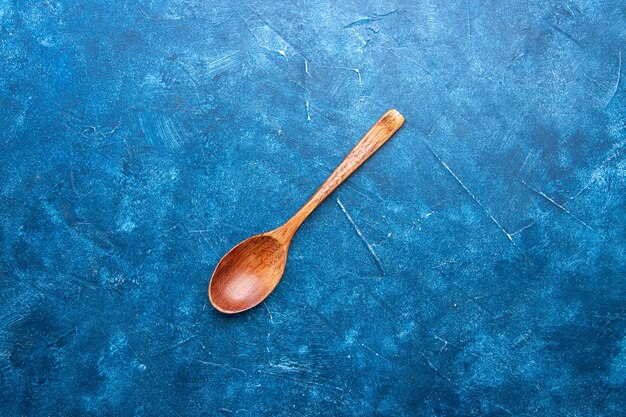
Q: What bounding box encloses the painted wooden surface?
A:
[0,0,624,415]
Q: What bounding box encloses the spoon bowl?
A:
[209,109,405,314]
[209,233,288,314]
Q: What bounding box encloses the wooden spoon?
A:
[209,109,406,314]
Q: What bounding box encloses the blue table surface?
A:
[1,0,624,415]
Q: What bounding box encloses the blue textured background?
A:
[1,0,625,415]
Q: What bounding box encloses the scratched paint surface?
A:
[0,0,625,415]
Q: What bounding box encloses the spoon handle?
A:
[279,109,405,238]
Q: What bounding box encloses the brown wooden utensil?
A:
[209,109,406,314]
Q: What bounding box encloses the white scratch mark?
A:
[263,301,275,324]
[198,360,248,376]
[361,343,394,364]
[69,277,96,290]
[156,115,182,150]
[354,68,362,86]
[521,180,597,233]
[206,50,243,77]
[421,352,452,383]
[509,221,536,236]
[487,401,513,415]
[351,28,368,47]
[361,343,380,357]
[138,114,151,145]
[434,335,448,353]
[0,291,17,313]
[185,221,219,257]
[168,335,194,350]
[425,142,516,246]
[305,98,311,121]
[176,61,201,100]
[605,50,621,108]
[259,370,344,391]
[565,175,597,204]
[152,335,196,357]
[517,148,542,178]
[247,18,297,61]
[337,198,385,275]
[304,61,312,121]
[0,313,25,328]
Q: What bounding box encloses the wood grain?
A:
[209,109,405,313]
[274,108,405,242]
